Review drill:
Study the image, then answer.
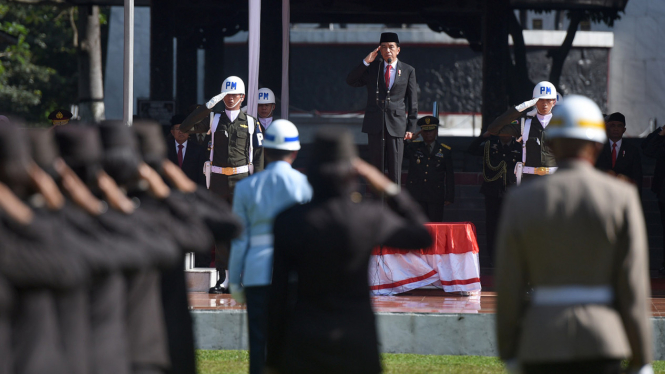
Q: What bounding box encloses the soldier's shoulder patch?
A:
[441,143,451,150]
[511,120,519,125]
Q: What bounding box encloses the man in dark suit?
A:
[405,116,454,222]
[168,115,207,187]
[642,125,665,273]
[346,32,418,185]
[595,112,642,191]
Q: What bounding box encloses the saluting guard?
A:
[487,81,558,184]
[405,116,454,222]
[180,75,264,294]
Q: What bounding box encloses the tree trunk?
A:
[77,5,105,122]
[548,11,583,88]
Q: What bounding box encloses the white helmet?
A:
[546,95,606,144]
[258,88,276,104]
[533,81,557,100]
[221,76,245,95]
[263,119,301,151]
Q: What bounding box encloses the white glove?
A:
[206,93,227,109]
[631,364,654,374]
[230,283,246,304]
[515,98,539,112]
[504,359,522,374]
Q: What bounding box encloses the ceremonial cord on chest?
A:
[482,141,507,188]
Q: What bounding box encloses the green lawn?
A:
[196,350,665,374]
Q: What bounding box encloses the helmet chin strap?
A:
[224,100,243,110]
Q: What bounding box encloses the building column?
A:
[176,33,198,114]
[481,0,509,132]
[150,0,174,101]
[259,0,282,115]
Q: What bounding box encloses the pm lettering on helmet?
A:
[259,92,269,100]
[540,87,551,95]
[226,81,237,90]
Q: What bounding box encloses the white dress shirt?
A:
[610,139,622,151]
[226,109,240,122]
[536,113,553,128]
[259,117,273,129]
[175,139,188,160]
[362,58,399,89]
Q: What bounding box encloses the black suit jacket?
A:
[346,59,418,137]
[168,139,207,186]
[642,128,665,200]
[595,140,643,191]
[266,192,431,374]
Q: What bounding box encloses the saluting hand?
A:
[404,132,414,140]
[206,93,226,109]
[515,98,539,113]
[364,46,380,65]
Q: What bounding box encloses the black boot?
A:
[209,275,229,294]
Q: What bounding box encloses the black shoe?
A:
[208,284,230,294]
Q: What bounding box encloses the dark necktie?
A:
[177,144,184,168]
[611,143,617,168]
[385,65,392,89]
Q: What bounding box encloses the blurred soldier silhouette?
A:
[496,96,652,374]
[266,128,431,374]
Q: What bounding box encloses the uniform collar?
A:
[266,160,292,171]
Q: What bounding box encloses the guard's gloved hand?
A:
[206,93,227,109]
[504,359,522,374]
[230,283,246,304]
[630,364,654,374]
[515,98,539,112]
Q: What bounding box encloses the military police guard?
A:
[257,88,277,130]
[180,75,264,294]
[487,81,558,184]
[405,116,454,222]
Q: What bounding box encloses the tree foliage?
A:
[0,4,79,124]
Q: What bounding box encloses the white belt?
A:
[522,166,558,176]
[249,234,273,247]
[532,285,613,306]
[211,165,249,176]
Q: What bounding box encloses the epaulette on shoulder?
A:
[412,139,423,143]
[441,143,451,150]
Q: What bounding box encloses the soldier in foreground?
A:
[496,95,652,374]
[265,128,431,374]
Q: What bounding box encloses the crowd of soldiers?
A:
[0,116,243,374]
[2,28,658,372]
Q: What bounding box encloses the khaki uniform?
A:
[496,160,652,368]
